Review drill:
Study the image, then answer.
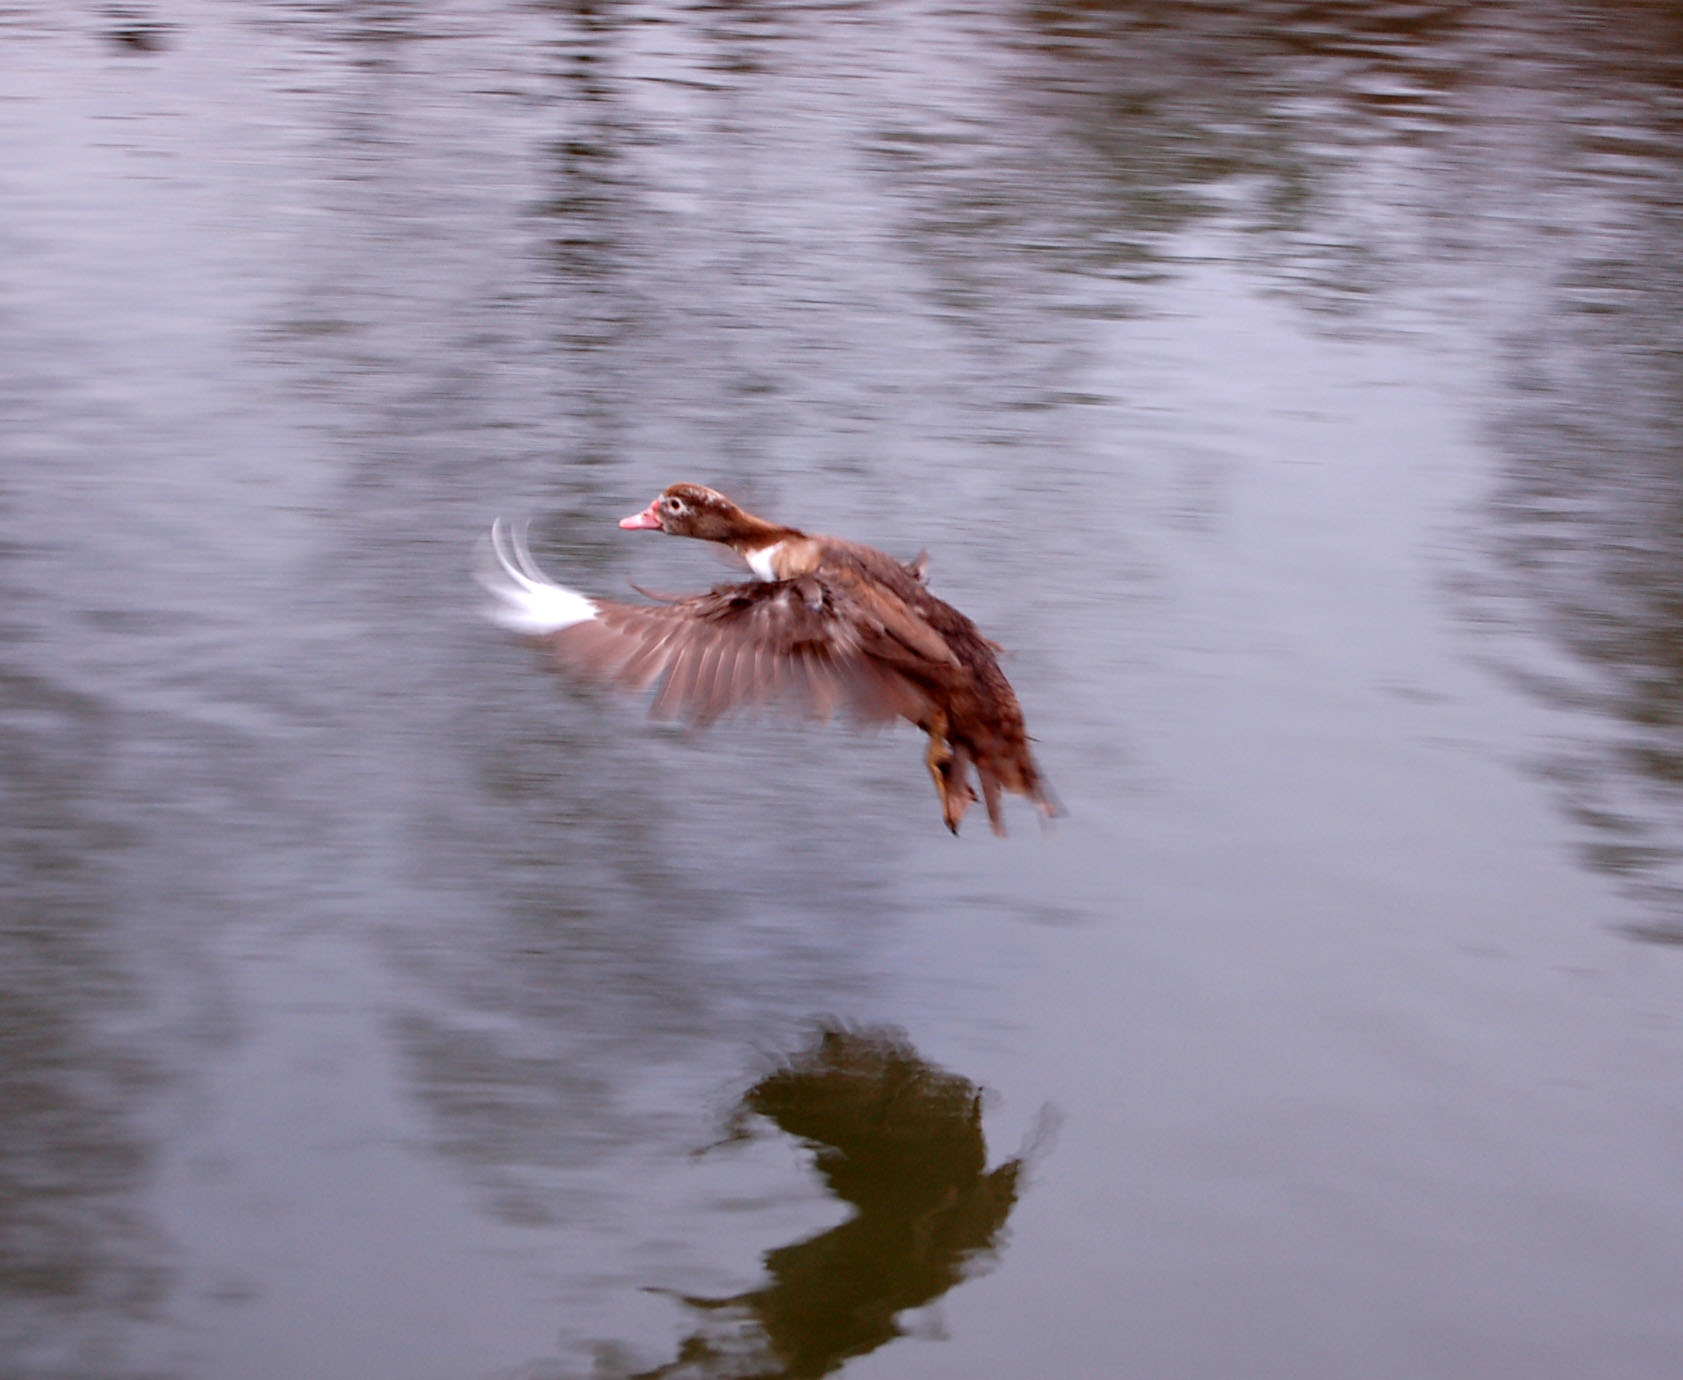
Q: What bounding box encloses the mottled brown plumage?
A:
[482,484,1057,834]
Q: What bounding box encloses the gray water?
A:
[4,3,1683,1377]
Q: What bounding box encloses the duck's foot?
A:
[922,722,976,835]
[940,775,979,835]
[943,784,980,835]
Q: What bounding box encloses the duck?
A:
[481,483,1057,835]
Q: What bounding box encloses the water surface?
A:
[4,3,1683,1377]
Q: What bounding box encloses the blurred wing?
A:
[482,521,942,726]
[560,584,926,726]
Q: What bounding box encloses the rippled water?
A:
[4,3,1683,1377]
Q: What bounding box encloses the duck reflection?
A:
[627,1023,1038,1379]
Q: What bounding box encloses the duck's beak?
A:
[619,500,663,530]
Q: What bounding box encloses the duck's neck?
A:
[726,509,801,554]
[730,518,810,582]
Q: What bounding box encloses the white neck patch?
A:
[744,541,784,581]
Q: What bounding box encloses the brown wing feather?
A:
[820,564,959,669]
[537,579,929,725]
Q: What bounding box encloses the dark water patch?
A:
[0,666,172,1373]
[1450,13,1683,935]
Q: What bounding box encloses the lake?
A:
[3,3,1682,1377]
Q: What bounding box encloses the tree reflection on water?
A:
[0,668,168,1367]
[1460,10,1683,937]
[619,1023,1042,1380]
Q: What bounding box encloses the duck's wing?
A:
[481,521,927,726]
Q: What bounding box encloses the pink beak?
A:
[618,500,663,531]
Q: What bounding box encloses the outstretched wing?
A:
[481,521,928,726]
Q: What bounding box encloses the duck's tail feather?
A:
[479,518,599,635]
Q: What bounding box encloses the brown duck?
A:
[482,483,1057,835]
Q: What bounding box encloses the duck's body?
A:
[482,483,1056,835]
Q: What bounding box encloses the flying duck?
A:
[481,483,1057,835]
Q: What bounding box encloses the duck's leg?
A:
[922,712,951,792]
[921,710,976,834]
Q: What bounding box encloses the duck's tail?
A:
[479,519,600,635]
[973,753,1061,837]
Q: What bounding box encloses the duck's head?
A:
[619,483,775,544]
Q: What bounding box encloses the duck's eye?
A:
[664,497,683,513]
